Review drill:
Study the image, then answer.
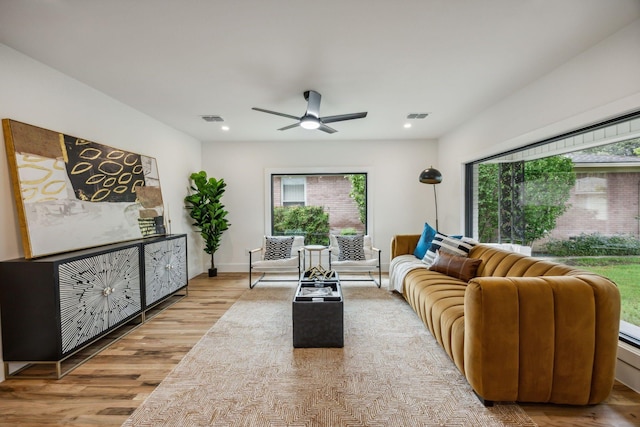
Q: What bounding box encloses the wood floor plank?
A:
[0,272,638,426]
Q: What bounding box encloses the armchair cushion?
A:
[264,236,295,260]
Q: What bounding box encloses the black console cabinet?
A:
[0,234,187,377]
[143,235,188,308]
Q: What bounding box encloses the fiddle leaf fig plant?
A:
[185,171,231,277]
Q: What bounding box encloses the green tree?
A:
[477,164,500,242]
[581,137,640,157]
[523,156,576,245]
[346,174,366,225]
[477,156,576,246]
[273,205,330,245]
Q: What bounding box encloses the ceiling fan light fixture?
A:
[300,116,320,130]
[252,90,367,134]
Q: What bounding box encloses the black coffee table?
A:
[292,272,343,348]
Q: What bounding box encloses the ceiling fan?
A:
[252,90,367,134]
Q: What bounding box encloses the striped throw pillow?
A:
[422,233,477,267]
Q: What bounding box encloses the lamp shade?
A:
[419,167,443,184]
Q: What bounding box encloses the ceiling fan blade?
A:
[304,90,322,118]
[252,107,299,121]
[278,123,301,131]
[320,112,368,124]
[318,124,337,134]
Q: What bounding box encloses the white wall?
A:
[438,19,640,233]
[201,138,438,273]
[0,44,204,381]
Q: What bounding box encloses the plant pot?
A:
[208,268,218,277]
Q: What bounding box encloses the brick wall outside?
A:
[548,171,640,240]
[273,177,281,205]
[271,175,364,235]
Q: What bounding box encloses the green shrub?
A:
[544,233,640,256]
[340,228,358,235]
[273,206,330,245]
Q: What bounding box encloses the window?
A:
[281,177,306,206]
[270,173,367,245]
[466,111,640,347]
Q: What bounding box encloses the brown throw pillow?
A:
[429,250,481,282]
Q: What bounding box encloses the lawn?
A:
[561,257,640,326]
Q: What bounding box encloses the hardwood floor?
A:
[0,272,638,426]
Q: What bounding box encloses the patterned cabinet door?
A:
[144,236,187,307]
[58,246,141,354]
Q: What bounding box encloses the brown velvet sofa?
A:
[390,234,621,406]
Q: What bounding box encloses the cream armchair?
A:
[327,234,382,287]
[249,236,305,289]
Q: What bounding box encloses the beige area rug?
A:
[123,283,536,426]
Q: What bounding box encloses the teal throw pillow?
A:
[413,222,437,259]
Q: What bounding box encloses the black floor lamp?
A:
[419,166,443,231]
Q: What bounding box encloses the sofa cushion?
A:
[413,222,437,259]
[264,236,295,260]
[423,233,477,266]
[430,251,482,282]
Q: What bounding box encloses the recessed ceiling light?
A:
[221,126,230,131]
[404,123,412,129]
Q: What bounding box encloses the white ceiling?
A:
[1,0,639,143]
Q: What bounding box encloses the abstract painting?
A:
[2,119,166,258]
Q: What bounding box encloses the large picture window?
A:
[466,111,640,346]
[270,173,367,246]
